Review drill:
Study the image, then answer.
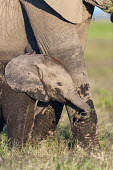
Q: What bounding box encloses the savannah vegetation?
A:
[0,21,113,170]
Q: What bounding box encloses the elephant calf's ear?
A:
[5,56,50,102]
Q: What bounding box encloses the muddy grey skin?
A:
[0,0,111,149]
[5,54,90,112]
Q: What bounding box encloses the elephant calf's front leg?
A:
[31,100,64,141]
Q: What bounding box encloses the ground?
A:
[0,21,113,170]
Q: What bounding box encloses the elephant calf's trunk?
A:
[66,91,90,112]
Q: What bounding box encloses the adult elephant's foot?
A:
[31,100,64,142]
[72,113,99,151]
[67,99,99,151]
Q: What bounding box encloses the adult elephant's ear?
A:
[5,54,50,102]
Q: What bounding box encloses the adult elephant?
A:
[0,0,112,149]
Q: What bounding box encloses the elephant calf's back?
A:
[0,0,28,60]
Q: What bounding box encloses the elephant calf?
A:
[5,54,90,112]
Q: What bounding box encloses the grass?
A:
[0,21,113,169]
[88,21,113,39]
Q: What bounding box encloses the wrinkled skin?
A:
[0,0,111,149]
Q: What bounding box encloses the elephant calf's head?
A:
[5,54,90,112]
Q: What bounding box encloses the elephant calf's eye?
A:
[57,82,62,86]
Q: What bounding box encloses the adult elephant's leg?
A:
[67,3,99,150]
[2,75,36,145]
[65,49,99,150]
[21,0,99,149]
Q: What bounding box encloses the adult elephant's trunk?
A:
[65,90,90,112]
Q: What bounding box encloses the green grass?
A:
[0,21,113,169]
[88,21,113,39]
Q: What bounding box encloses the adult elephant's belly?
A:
[0,0,28,61]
